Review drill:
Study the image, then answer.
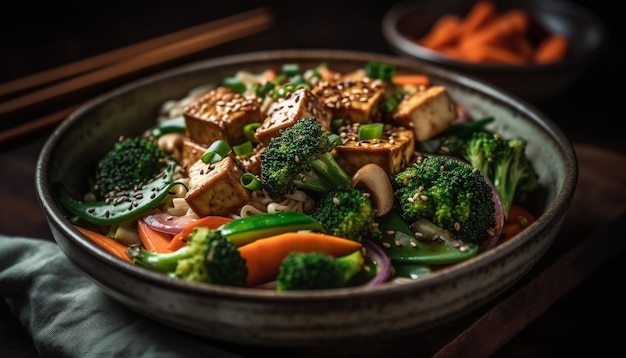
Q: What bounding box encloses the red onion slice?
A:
[362,239,392,286]
[142,213,197,235]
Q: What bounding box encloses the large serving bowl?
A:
[382,0,607,102]
[35,49,577,347]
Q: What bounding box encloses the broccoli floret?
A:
[464,131,539,218]
[392,155,496,246]
[276,250,364,291]
[260,117,352,198]
[126,226,248,287]
[311,187,380,242]
[94,135,168,198]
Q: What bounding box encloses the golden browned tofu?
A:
[180,138,207,171]
[255,88,332,147]
[391,86,457,141]
[334,123,415,176]
[312,76,387,124]
[236,144,264,177]
[183,87,262,147]
[184,156,251,217]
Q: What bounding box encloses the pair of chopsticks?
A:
[0,7,274,145]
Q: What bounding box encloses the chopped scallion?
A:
[221,77,246,93]
[240,173,261,191]
[201,140,231,164]
[243,123,261,143]
[358,123,384,141]
[233,141,254,158]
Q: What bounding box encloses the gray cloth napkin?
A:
[0,235,242,358]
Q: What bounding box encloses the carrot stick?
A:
[74,225,132,263]
[460,9,529,49]
[532,34,569,64]
[462,0,497,33]
[238,232,362,287]
[418,14,463,50]
[507,34,534,61]
[392,74,431,87]
[461,43,527,65]
[168,215,233,251]
[137,218,172,253]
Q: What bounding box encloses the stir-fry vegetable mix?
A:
[58,61,540,290]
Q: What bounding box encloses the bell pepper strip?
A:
[149,116,185,139]
[218,212,326,247]
[74,225,132,263]
[56,161,183,226]
[237,232,363,287]
[168,215,233,251]
[500,204,536,244]
[374,210,478,265]
[138,217,172,253]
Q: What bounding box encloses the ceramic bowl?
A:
[35,49,577,347]
[382,0,607,102]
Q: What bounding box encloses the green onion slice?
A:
[328,133,342,147]
[358,123,384,141]
[233,141,254,158]
[240,173,261,191]
[243,123,261,143]
[221,77,246,93]
[201,140,231,163]
[282,63,300,76]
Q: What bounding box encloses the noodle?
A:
[238,189,315,217]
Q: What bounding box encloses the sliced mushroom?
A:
[351,163,394,217]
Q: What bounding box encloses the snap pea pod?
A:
[56,161,184,226]
[219,212,326,247]
[150,116,186,139]
[374,210,478,265]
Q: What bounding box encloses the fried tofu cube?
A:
[255,88,332,147]
[183,87,262,146]
[391,86,457,141]
[312,77,387,124]
[237,145,264,177]
[180,138,207,171]
[185,156,251,217]
[334,123,415,176]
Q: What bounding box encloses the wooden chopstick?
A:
[433,210,626,357]
[0,104,82,145]
[0,7,272,99]
[0,7,273,120]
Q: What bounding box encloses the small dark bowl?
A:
[382,0,607,102]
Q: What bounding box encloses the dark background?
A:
[1,0,624,357]
[1,0,624,154]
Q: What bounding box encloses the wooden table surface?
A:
[1,1,625,356]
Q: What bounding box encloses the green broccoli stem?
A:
[309,152,352,189]
[494,157,513,217]
[295,169,335,193]
[126,245,193,273]
[336,250,365,283]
